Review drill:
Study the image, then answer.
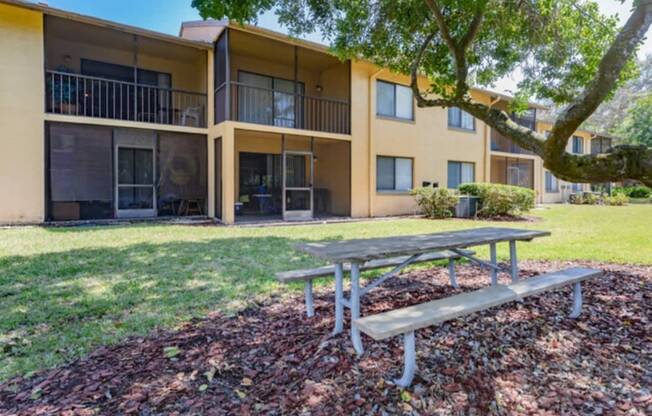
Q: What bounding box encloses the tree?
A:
[583,54,652,136]
[618,94,652,146]
[192,0,652,186]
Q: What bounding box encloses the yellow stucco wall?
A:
[537,121,593,203]
[0,6,607,224]
[357,67,489,217]
[0,4,45,223]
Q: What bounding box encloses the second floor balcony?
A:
[216,81,350,134]
[45,70,207,127]
[213,27,351,135]
[490,109,537,155]
[44,15,209,128]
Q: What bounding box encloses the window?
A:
[545,171,559,193]
[448,107,475,131]
[377,156,413,191]
[447,161,475,189]
[238,71,305,128]
[572,183,583,192]
[572,136,584,154]
[376,80,413,120]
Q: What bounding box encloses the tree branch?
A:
[547,0,652,157]
[424,0,481,98]
[410,31,453,108]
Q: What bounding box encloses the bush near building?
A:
[614,185,651,199]
[458,183,535,217]
[411,187,459,219]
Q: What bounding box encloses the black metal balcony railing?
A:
[215,81,351,135]
[46,70,208,128]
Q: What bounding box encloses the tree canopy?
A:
[192,0,652,186]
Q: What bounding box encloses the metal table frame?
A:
[333,239,523,355]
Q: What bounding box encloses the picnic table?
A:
[295,227,550,354]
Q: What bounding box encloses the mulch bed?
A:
[1,261,650,415]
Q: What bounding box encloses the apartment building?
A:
[0,0,613,225]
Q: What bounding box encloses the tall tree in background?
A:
[581,54,652,136]
[192,0,652,186]
[619,94,652,146]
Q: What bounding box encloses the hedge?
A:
[458,183,535,217]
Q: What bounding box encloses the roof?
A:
[0,0,554,111]
[0,0,212,50]
[537,118,620,140]
[473,87,548,110]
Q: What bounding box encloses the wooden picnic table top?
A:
[295,227,550,263]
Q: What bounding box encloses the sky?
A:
[40,0,651,93]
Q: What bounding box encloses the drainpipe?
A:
[368,67,383,218]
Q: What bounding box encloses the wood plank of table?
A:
[295,227,550,263]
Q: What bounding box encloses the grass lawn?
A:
[1,204,651,382]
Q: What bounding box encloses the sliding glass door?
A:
[238,72,304,128]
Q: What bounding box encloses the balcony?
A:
[214,27,351,135]
[490,109,537,155]
[216,81,350,134]
[45,70,207,127]
[44,15,208,128]
[591,137,613,155]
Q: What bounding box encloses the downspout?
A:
[368,67,383,218]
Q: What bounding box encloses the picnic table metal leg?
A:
[509,240,518,282]
[304,280,314,318]
[333,262,345,335]
[569,282,583,318]
[448,258,458,288]
[394,331,416,388]
[490,243,498,286]
[350,262,364,356]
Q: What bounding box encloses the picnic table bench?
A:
[294,227,552,355]
[355,267,601,386]
[276,249,473,317]
[282,227,602,387]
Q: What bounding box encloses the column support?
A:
[448,258,458,288]
[393,331,416,388]
[333,262,344,334]
[350,262,364,355]
[570,282,583,318]
[490,243,498,286]
[509,240,518,282]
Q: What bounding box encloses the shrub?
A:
[583,193,601,205]
[605,193,629,206]
[569,193,584,205]
[614,185,651,198]
[411,187,459,219]
[627,185,651,199]
[458,183,535,217]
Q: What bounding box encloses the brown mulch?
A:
[1,261,650,415]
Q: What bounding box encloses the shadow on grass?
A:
[0,234,332,381]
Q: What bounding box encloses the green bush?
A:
[614,185,651,198]
[605,193,629,206]
[458,183,535,217]
[628,185,651,199]
[584,193,600,205]
[569,193,584,205]
[411,187,459,219]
